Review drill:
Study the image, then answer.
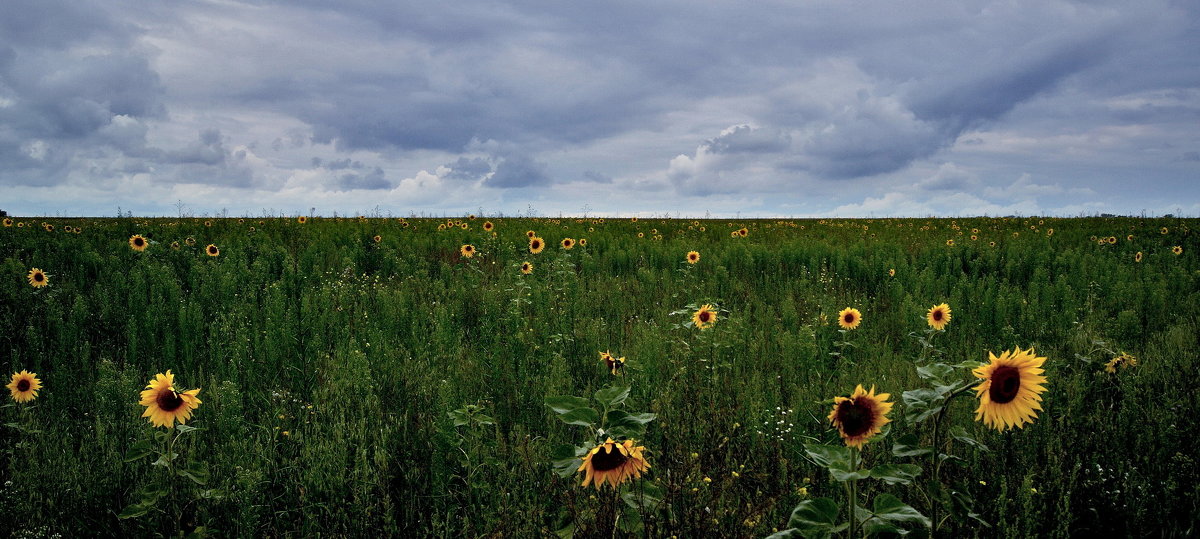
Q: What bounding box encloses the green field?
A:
[1,215,1197,537]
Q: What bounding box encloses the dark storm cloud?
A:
[483,153,550,188]
[335,167,392,191]
[444,157,493,182]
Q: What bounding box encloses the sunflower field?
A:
[1,215,1197,537]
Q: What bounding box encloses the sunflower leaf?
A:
[559,407,599,427]
[177,460,210,485]
[544,395,592,415]
[593,385,631,408]
[551,444,583,478]
[764,529,803,539]
[869,464,922,485]
[781,497,842,539]
[829,467,872,482]
[866,493,931,530]
[124,439,155,462]
[892,433,933,458]
[151,452,179,467]
[175,424,202,435]
[803,444,852,470]
[117,502,153,519]
[915,363,954,383]
[950,426,989,452]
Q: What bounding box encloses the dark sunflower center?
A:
[33,273,44,282]
[208,247,217,254]
[156,389,185,412]
[836,399,875,437]
[16,379,30,392]
[590,446,629,472]
[532,241,541,248]
[988,366,1021,404]
[134,238,144,246]
[932,310,943,321]
[844,313,855,323]
[699,311,712,322]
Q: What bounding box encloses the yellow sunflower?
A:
[297,216,307,224]
[1107,236,1117,245]
[1135,251,1143,263]
[738,227,749,237]
[139,370,202,428]
[888,268,896,277]
[129,234,149,252]
[827,384,892,448]
[1161,227,1168,234]
[837,307,862,330]
[561,238,575,250]
[206,244,220,257]
[7,370,42,403]
[526,230,537,238]
[945,239,955,246]
[686,251,700,264]
[483,221,494,232]
[460,244,476,258]
[599,351,626,375]
[1126,234,1134,241]
[926,303,951,331]
[577,438,651,489]
[2,218,12,227]
[170,241,180,250]
[520,261,534,275]
[185,236,196,246]
[1173,246,1183,256]
[693,304,717,330]
[529,237,545,254]
[373,235,382,243]
[1104,352,1137,374]
[579,238,587,247]
[27,268,48,288]
[973,347,1047,431]
[204,220,212,227]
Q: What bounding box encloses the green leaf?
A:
[544,395,592,415]
[874,493,931,525]
[622,482,664,511]
[892,433,933,458]
[606,410,656,429]
[551,444,586,478]
[869,464,922,485]
[803,444,851,470]
[151,452,179,467]
[593,385,631,408]
[829,467,872,482]
[558,407,599,427]
[764,529,803,539]
[124,439,155,462]
[175,424,201,434]
[617,504,645,533]
[950,426,989,452]
[902,388,944,423]
[782,497,844,539]
[118,502,152,519]
[916,363,954,383]
[177,460,210,485]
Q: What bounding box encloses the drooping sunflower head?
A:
[1104,353,1138,374]
[520,261,534,275]
[945,239,955,246]
[973,347,1047,431]
[693,304,717,330]
[7,370,42,403]
[529,237,545,254]
[561,238,575,250]
[139,370,202,428]
[577,438,650,489]
[827,384,893,448]
[686,251,700,264]
[27,268,48,288]
[483,221,494,231]
[460,244,476,258]
[1135,251,1143,263]
[1173,246,1183,256]
[838,307,862,330]
[129,234,148,252]
[1161,226,1169,234]
[206,244,220,257]
[170,241,180,250]
[926,303,951,331]
[599,351,626,375]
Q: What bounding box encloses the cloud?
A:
[483,153,549,188]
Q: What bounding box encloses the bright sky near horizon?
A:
[1,0,1198,218]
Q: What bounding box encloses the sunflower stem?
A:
[847,446,859,539]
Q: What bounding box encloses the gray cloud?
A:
[483,153,549,188]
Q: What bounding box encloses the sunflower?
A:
[27,268,48,288]
[1107,236,1117,245]
[630,217,638,222]
[185,236,196,246]
[2,218,12,227]
[44,224,54,232]
[460,244,476,258]
[373,235,382,243]
[298,216,307,224]
[989,241,996,247]
[1161,227,1168,234]
[926,303,951,330]
[640,232,647,238]
[468,214,477,220]
[1126,234,1134,241]
[204,220,212,227]
[561,238,575,250]
[888,268,895,277]
[693,304,717,330]
[577,438,650,489]
[837,307,862,330]
[460,223,469,230]
[686,251,700,264]
[170,241,180,250]
[526,230,537,238]
[737,227,749,237]
[1104,353,1138,374]
[7,370,42,403]
[945,239,955,246]
[520,261,534,275]
[1135,251,1143,263]
[599,351,626,375]
[1173,246,1183,256]
[579,238,587,247]
[206,244,220,257]
[129,234,149,252]
[529,237,545,254]
[139,370,202,428]
[973,347,1047,431]
[827,384,893,448]
[483,221,494,232]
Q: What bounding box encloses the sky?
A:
[1,0,1198,218]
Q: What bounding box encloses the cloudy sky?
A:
[1,0,1197,218]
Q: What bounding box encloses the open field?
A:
[1,215,1197,537]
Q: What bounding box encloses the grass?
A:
[0,215,1197,537]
